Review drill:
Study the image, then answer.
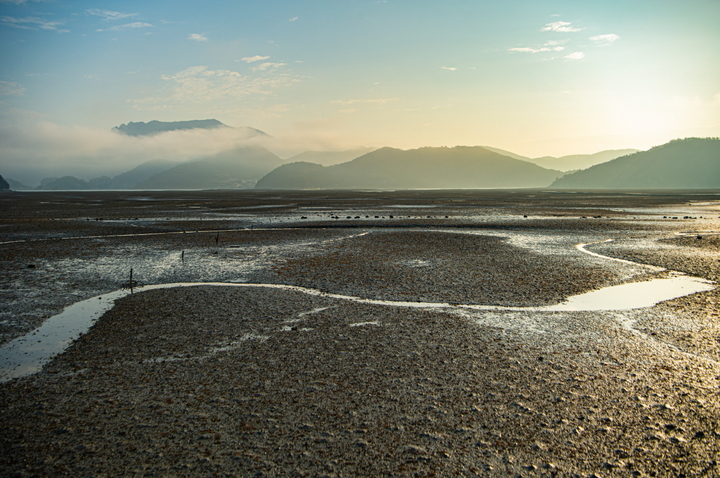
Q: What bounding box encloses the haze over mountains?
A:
[106,159,181,189]
[137,147,283,190]
[529,150,639,172]
[1,119,716,191]
[480,147,639,172]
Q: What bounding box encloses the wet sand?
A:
[1,189,719,477]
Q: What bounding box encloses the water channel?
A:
[0,239,714,383]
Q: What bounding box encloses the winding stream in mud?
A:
[0,238,715,382]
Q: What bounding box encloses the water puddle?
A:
[542,274,714,311]
[0,289,129,382]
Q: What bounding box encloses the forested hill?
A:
[256,146,562,189]
[551,138,720,189]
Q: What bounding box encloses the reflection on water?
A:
[543,274,714,311]
[0,289,129,382]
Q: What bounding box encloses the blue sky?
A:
[1,0,719,182]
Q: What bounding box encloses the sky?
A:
[1,0,719,184]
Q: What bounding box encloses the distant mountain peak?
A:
[112,119,227,136]
[285,147,377,166]
[111,119,270,138]
[528,149,639,172]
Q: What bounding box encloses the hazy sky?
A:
[1,0,719,182]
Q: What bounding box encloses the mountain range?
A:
[30,146,283,190]
[255,146,562,189]
[528,149,639,172]
[28,160,181,190]
[2,119,716,190]
[481,147,638,171]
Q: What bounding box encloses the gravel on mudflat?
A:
[2,285,720,477]
[271,230,619,307]
[1,190,720,477]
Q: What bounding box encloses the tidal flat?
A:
[1,189,719,477]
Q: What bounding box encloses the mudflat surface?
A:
[1,189,719,477]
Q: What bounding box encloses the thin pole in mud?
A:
[215,233,219,245]
[181,250,185,262]
[130,268,133,294]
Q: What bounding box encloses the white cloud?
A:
[289,17,298,22]
[86,9,137,21]
[0,15,68,32]
[188,33,208,42]
[542,21,582,33]
[251,62,286,71]
[364,98,395,104]
[564,52,585,60]
[239,55,270,63]
[508,47,550,53]
[98,22,152,32]
[508,41,565,54]
[590,34,620,45]
[129,65,298,111]
[440,66,457,71]
[0,81,26,96]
